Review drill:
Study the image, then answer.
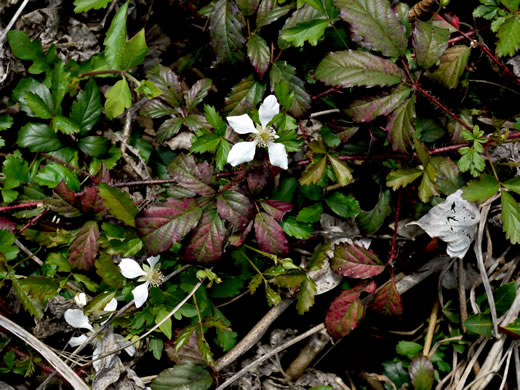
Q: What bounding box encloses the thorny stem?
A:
[311,86,342,101]
[0,201,45,212]
[414,86,473,131]
[17,209,48,235]
[113,178,179,187]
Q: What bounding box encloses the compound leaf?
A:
[216,190,254,229]
[209,0,246,64]
[68,220,100,270]
[167,154,215,196]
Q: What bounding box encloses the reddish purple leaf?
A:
[45,180,81,218]
[325,282,376,339]
[0,217,16,233]
[184,208,226,263]
[68,220,100,270]
[254,212,288,255]
[331,243,385,279]
[136,198,202,255]
[410,355,434,390]
[229,220,253,247]
[260,200,293,222]
[92,162,111,185]
[216,190,254,229]
[369,279,403,316]
[80,187,107,218]
[167,154,215,196]
[247,168,267,194]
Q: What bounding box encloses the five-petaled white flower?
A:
[118,255,163,309]
[227,95,288,169]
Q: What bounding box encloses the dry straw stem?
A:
[0,313,89,390]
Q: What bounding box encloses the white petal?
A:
[119,258,146,279]
[227,141,258,167]
[114,334,136,357]
[68,334,88,347]
[103,298,118,312]
[227,114,257,134]
[74,293,87,307]
[259,95,280,129]
[64,309,94,331]
[132,282,149,308]
[146,255,160,268]
[92,342,103,372]
[267,142,288,170]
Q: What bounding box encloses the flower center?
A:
[254,125,277,148]
[145,269,164,287]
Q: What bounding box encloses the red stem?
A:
[0,201,44,212]
[311,87,341,101]
[17,209,48,235]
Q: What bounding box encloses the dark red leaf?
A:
[216,190,254,229]
[45,180,81,218]
[254,212,288,255]
[167,154,215,196]
[80,187,107,218]
[325,281,376,339]
[68,220,100,270]
[184,208,226,263]
[247,168,267,194]
[369,279,403,316]
[260,200,293,222]
[92,162,111,185]
[229,220,253,247]
[331,243,385,279]
[136,198,202,255]
[0,217,16,233]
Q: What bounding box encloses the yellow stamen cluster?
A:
[254,125,277,148]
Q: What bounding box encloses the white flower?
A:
[118,255,163,308]
[227,95,288,169]
[64,308,135,372]
[74,293,87,308]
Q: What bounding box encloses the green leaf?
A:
[104,1,128,69]
[325,192,360,218]
[296,276,317,314]
[502,0,520,12]
[236,0,260,16]
[53,115,80,135]
[387,96,416,153]
[503,176,520,195]
[358,189,392,233]
[316,50,404,88]
[413,20,450,69]
[281,19,329,47]
[0,230,20,261]
[428,45,471,89]
[74,0,112,13]
[51,60,70,110]
[223,75,265,116]
[300,155,327,186]
[386,168,422,190]
[7,30,49,74]
[296,202,323,223]
[35,163,80,192]
[149,338,163,360]
[429,156,464,195]
[68,221,100,270]
[327,154,353,186]
[151,364,213,390]
[95,253,125,288]
[493,282,517,317]
[348,85,412,123]
[418,164,439,203]
[247,34,270,78]
[274,79,295,112]
[409,355,435,390]
[501,318,520,338]
[11,276,58,319]
[270,61,310,117]
[501,191,520,244]
[458,147,486,177]
[2,151,29,190]
[256,0,292,28]
[473,1,500,19]
[396,341,423,359]
[98,183,137,227]
[78,136,109,157]
[282,216,313,239]
[157,117,184,142]
[25,91,54,119]
[497,16,520,56]
[216,139,231,171]
[213,308,237,352]
[204,105,227,135]
[70,79,102,135]
[167,154,215,196]
[16,123,61,153]
[209,0,246,64]
[190,130,221,154]
[104,78,132,119]
[0,114,13,131]
[335,0,408,57]
[156,307,173,339]
[414,135,430,167]
[120,29,149,70]
[464,313,493,337]
[462,174,499,203]
[84,291,116,314]
[135,80,162,99]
